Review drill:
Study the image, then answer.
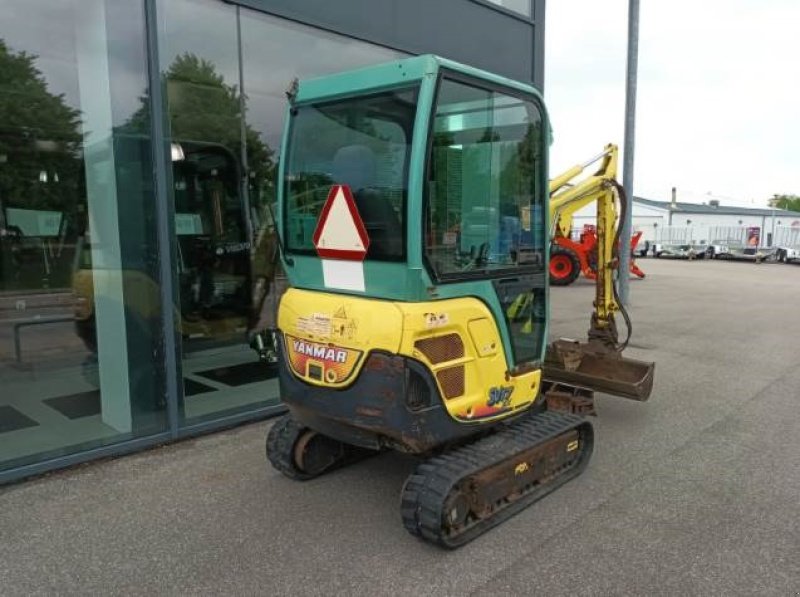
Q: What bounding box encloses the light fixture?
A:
[171,142,185,162]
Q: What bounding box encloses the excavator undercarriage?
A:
[268,398,594,549]
[400,411,593,548]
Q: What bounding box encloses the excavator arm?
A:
[543,145,655,407]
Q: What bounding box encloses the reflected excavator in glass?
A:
[72,139,281,367]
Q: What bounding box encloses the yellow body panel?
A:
[278,288,541,423]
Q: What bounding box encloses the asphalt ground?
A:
[1,258,799,596]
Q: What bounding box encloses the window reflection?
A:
[0,0,167,471]
[0,0,414,470]
[484,0,532,17]
[160,0,404,424]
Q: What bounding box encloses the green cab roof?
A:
[294,54,545,106]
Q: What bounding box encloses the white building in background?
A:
[569,197,800,248]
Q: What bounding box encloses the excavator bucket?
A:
[543,339,655,401]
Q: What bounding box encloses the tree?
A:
[124,53,275,202]
[768,194,800,212]
[0,40,83,214]
[501,121,542,199]
[123,53,280,306]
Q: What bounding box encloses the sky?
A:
[544,0,800,208]
[4,0,797,211]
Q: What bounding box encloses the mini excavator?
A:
[266,55,655,548]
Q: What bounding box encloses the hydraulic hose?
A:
[609,180,633,352]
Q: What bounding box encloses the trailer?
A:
[707,226,776,262]
[774,226,800,264]
[651,227,707,259]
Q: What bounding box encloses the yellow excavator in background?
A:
[543,144,654,409]
[265,56,655,548]
[548,147,647,286]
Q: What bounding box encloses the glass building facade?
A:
[0,0,543,483]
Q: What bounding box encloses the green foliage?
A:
[768,194,800,212]
[0,40,83,212]
[500,121,541,200]
[124,52,275,204]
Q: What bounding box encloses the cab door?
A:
[423,74,548,369]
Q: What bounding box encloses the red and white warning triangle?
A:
[312,185,370,261]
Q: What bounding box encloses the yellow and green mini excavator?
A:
[266,55,655,548]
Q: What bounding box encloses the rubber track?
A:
[400,410,594,548]
[266,414,378,481]
[266,414,317,481]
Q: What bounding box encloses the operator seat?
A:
[332,145,403,259]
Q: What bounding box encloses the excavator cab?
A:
[278,57,551,425]
[268,55,653,548]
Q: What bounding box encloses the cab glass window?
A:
[425,77,545,280]
[284,87,418,260]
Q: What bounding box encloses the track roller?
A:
[266,414,374,480]
[400,410,593,548]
